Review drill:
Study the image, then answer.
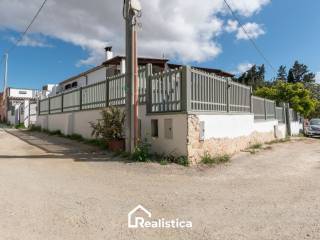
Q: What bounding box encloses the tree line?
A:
[235,61,319,117]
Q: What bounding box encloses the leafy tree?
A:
[237,64,265,90]
[276,65,287,81]
[305,82,320,118]
[255,81,318,117]
[287,61,315,84]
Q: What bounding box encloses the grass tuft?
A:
[201,153,230,165]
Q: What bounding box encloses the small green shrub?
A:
[131,142,151,162]
[250,143,263,149]
[160,159,168,165]
[266,138,290,145]
[175,156,189,166]
[201,152,230,165]
[155,154,189,167]
[90,106,125,141]
[15,123,25,129]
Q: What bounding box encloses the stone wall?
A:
[187,115,277,165]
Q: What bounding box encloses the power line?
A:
[0,0,48,88]
[7,0,49,54]
[223,0,276,73]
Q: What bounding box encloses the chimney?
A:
[105,46,113,60]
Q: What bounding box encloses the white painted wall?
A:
[277,124,287,139]
[60,76,86,91]
[141,108,188,156]
[87,67,106,85]
[198,114,254,139]
[9,88,37,98]
[59,66,107,91]
[198,114,281,140]
[23,101,38,128]
[253,120,278,133]
[35,105,302,157]
[7,105,19,125]
[291,121,303,136]
[36,105,188,156]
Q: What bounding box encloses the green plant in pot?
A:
[90,106,125,152]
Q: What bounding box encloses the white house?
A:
[35,47,301,164]
[1,87,39,127]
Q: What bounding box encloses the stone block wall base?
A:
[187,115,276,165]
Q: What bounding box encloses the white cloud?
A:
[226,0,270,17]
[225,20,238,33]
[237,62,253,74]
[8,35,52,48]
[0,0,270,66]
[236,22,265,40]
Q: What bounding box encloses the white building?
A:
[36,51,303,165]
[2,87,39,127]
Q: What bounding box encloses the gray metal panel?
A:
[164,119,173,139]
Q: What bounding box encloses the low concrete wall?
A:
[144,113,188,156]
[187,114,282,164]
[290,121,303,136]
[36,108,302,164]
[36,107,188,156]
[36,109,101,138]
[198,114,254,139]
[277,124,287,139]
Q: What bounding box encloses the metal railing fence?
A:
[39,66,150,115]
[38,64,300,124]
[82,81,107,110]
[149,67,182,113]
[190,68,228,112]
[276,106,285,123]
[229,81,251,113]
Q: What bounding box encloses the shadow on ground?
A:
[3,129,132,163]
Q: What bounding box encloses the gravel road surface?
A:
[0,128,319,240]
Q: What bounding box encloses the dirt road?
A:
[0,128,319,240]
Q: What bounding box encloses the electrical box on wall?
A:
[164,119,173,139]
[199,121,205,141]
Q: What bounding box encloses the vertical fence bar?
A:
[61,93,64,112]
[181,66,191,112]
[38,100,40,116]
[264,98,267,120]
[250,87,253,113]
[48,97,51,115]
[105,79,109,107]
[79,87,83,110]
[146,64,152,113]
[226,78,230,113]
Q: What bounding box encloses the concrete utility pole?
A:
[123,0,141,152]
[3,53,8,95]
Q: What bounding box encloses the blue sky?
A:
[0,0,320,90]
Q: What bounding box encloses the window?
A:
[164,119,173,139]
[151,119,158,138]
[65,84,71,90]
[72,82,78,88]
[19,91,27,95]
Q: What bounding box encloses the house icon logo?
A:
[128,205,152,228]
